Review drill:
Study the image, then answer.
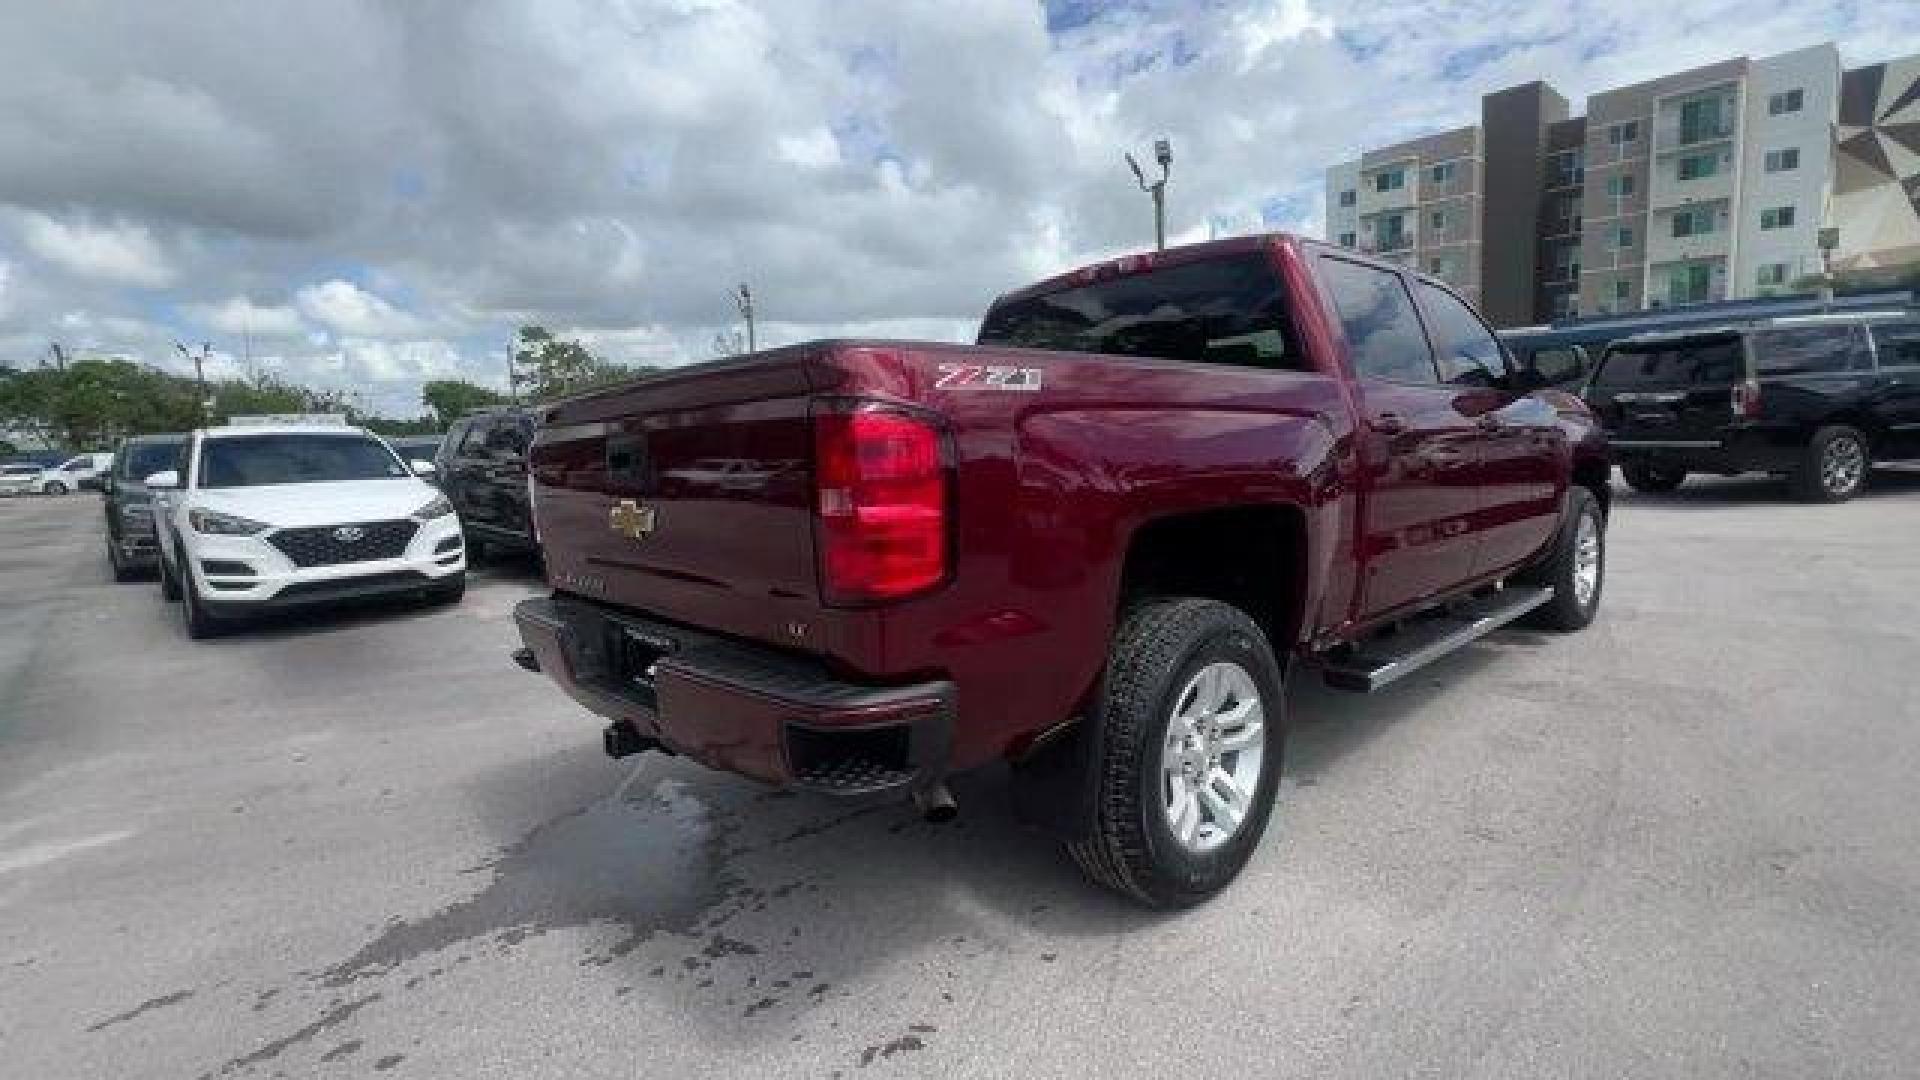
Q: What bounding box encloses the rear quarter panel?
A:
[814,341,1353,769]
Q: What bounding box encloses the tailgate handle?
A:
[1374,412,1407,435]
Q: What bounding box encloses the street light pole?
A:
[1125,138,1173,251]
[735,284,756,353]
[175,341,211,423]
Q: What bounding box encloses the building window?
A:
[1605,174,1636,198]
[1338,189,1356,207]
[1614,279,1631,302]
[1429,209,1446,231]
[1428,161,1456,185]
[1678,151,1720,181]
[1671,207,1716,238]
[1378,213,1408,250]
[1760,205,1796,230]
[1607,121,1640,145]
[1614,225,1634,249]
[1338,231,1356,247]
[1768,88,1804,115]
[1374,169,1405,193]
[1548,148,1584,188]
[1666,263,1714,304]
[1757,263,1790,288]
[1764,147,1800,173]
[1428,257,1445,274]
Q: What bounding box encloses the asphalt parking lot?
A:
[3,474,1918,1079]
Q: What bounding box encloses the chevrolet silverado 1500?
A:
[511,234,1612,906]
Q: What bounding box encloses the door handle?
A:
[1476,414,1504,432]
[1374,412,1407,435]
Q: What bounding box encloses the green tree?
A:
[512,325,642,401]
[420,379,503,428]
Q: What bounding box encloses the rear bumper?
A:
[513,594,953,797]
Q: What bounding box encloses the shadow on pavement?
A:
[1610,465,1920,509]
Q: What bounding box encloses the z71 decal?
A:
[934,363,1044,391]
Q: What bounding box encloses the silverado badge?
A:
[609,498,657,539]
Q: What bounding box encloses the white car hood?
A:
[193,479,439,528]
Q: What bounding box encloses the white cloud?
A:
[19,213,176,287]
[184,295,307,337]
[295,280,426,338]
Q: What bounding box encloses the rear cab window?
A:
[976,251,1310,372]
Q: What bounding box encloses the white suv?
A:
[147,423,465,637]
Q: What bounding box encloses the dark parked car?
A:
[439,409,537,558]
[1587,314,1920,501]
[103,433,187,580]
[388,435,445,473]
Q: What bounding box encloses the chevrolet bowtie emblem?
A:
[609,498,657,539]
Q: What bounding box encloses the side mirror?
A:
[410,459,437,477]
[144,470,180,490]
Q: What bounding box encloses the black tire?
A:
[1066,597,1287,908]
[43,479,68,496]
[463,531,487,562]
[180,568,224,640]
[1792,424,1870,503]
[109,539,138,583]
[1620,461,1686,493]
[427,572,466,605]
[1518,487,1605,632]
[158,550,182,602]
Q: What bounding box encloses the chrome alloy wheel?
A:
[1572,510,1602,607]
[1159,661,1266,853]
[1822,434,1865,495]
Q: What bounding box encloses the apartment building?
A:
[1324,126,1484,305]
[1326,44,1920,326]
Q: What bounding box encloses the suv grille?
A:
[269,520,419,567]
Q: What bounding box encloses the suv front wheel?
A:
[1067,597,1285,908]
[1794,424,1869,503]
[1620,461,1686,493]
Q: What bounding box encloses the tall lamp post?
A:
[735,283,756,354]
[1125,138,1173,251]
[174,341,212,422]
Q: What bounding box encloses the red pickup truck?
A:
[511,234,1611,906]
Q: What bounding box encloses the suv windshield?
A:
[1750,325,1866,375]
[118,440,183,483]
[1594,337,1745,387]
[976,252,1307,371]
[198,433,407,489]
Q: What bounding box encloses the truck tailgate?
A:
[530,348,821,652]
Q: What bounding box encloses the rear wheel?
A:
[1793,424,1869,503]
[1066,597,1285,908]
[427,572,466,605]
[1620,461,1686,493]
[108,538,138,582]
[463,531,487,562]
[1518,487,1605,632]
[43,479,68,496]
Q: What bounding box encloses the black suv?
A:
[103,432,187,580]
[439,409,537,558]
[1586,314,1920,501]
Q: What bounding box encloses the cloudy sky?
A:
[3,0,1916,416]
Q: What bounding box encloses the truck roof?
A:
[986,231,1459,311]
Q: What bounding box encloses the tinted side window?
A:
[1528,347,1586,386]
[1415,281,1504,386]
[458,419,492,457]
[1320,258,1436,383]
[1752,325,1868,376]
[1870,321,1920,368]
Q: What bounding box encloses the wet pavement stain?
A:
[86,988,196,1033]
[373,1053,405,1070]
[318,1039,361,1063]
[202,994,381,1078]
[319,782,736,989]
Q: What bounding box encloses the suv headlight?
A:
[412,494,454,520]
[188,507,269,535]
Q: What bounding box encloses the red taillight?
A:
[1732,379,1762,419]
[813,407,948,604]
